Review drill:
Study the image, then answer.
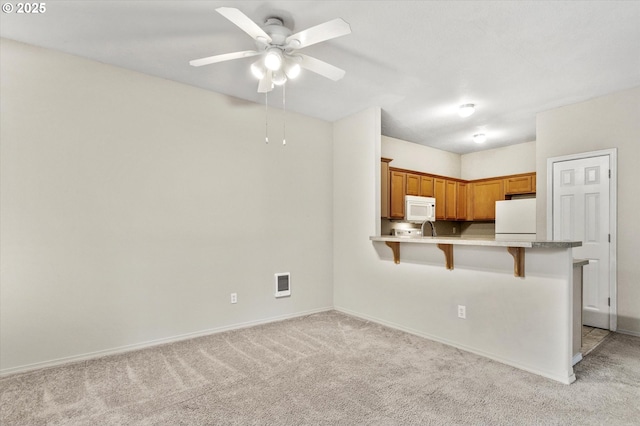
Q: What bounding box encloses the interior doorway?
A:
[547,149,617,331]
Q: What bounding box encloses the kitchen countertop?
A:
[370,235,582,249]
[573,258,589,267]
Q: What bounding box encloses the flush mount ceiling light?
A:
[473,133,487,144]
[189,7,351,92]
[458,104,475,118]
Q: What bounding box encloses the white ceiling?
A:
[2,1,639,154]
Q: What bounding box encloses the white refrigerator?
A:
[495,198,536,240]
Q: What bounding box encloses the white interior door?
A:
[552,155,610,329]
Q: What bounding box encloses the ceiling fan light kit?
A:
[189,7,351,93]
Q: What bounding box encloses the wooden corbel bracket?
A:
[507,247,525,277]
[384,241,455,271]
[385,241,401,264]
[437,244,454,270]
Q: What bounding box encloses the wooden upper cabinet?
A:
[406,173,420,196]
[435,178,463,220]
[434,178,446,220]
[456,182,468,221]
[382,164,533,222]
[532,174,537,193]
[471,179,504,220]
[389,170,406,219]
[380,159,392,218]
[420,175,435,197]
[388,168,436,220]
[504,173,536,195]
[444,180,457,220]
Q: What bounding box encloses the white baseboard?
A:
[335,306,576,385]
[616,328,640,338]
[0,306,333,378]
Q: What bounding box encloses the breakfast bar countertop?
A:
[369,235,582,249]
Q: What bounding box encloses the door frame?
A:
[546,148,618,331]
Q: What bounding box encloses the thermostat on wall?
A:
[275,272,291,298]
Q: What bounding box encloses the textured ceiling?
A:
[2,1,639,154]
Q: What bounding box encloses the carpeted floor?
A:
[1,310,639,425]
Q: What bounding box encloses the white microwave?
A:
[405,195,436,222]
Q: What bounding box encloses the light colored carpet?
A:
[1,310,639,425]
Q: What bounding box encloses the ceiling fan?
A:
[189,7,351,93]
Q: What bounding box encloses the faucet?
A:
[421,220,437,237]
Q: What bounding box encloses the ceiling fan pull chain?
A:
[282,83,287,146]
[265,91,269,144]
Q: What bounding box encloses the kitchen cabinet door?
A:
[445,180,457,220]
[434,178,446,220]
[471,179,504,220]
[406,173,420,196]
[420,175,435,197]
[456,182,468,220]
[389,171,406,219]
[504,173,536,195]
[532,174,537,193]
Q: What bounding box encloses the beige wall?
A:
[536,86,640,335]
[382,136,536,181]
[461,141,536,180]
[381,135,461,178]
[0,39,334,373]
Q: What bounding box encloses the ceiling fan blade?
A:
[286,18,351,49]
[299,54,346,81]
[258,72,273,93]
[189,50,260,67]
[216,7,272,43]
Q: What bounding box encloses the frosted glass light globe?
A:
[272,70,287,86]
[264,49,283,71]
[250,61,266,79]
[285,62,301,79]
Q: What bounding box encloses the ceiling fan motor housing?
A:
[262,17,293,48]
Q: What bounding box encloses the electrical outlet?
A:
[230,293,237,304]
[457,305,466,319]
[453,226,457,234]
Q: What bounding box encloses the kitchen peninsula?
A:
[369,234,584,384]
[370,235,580,276]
